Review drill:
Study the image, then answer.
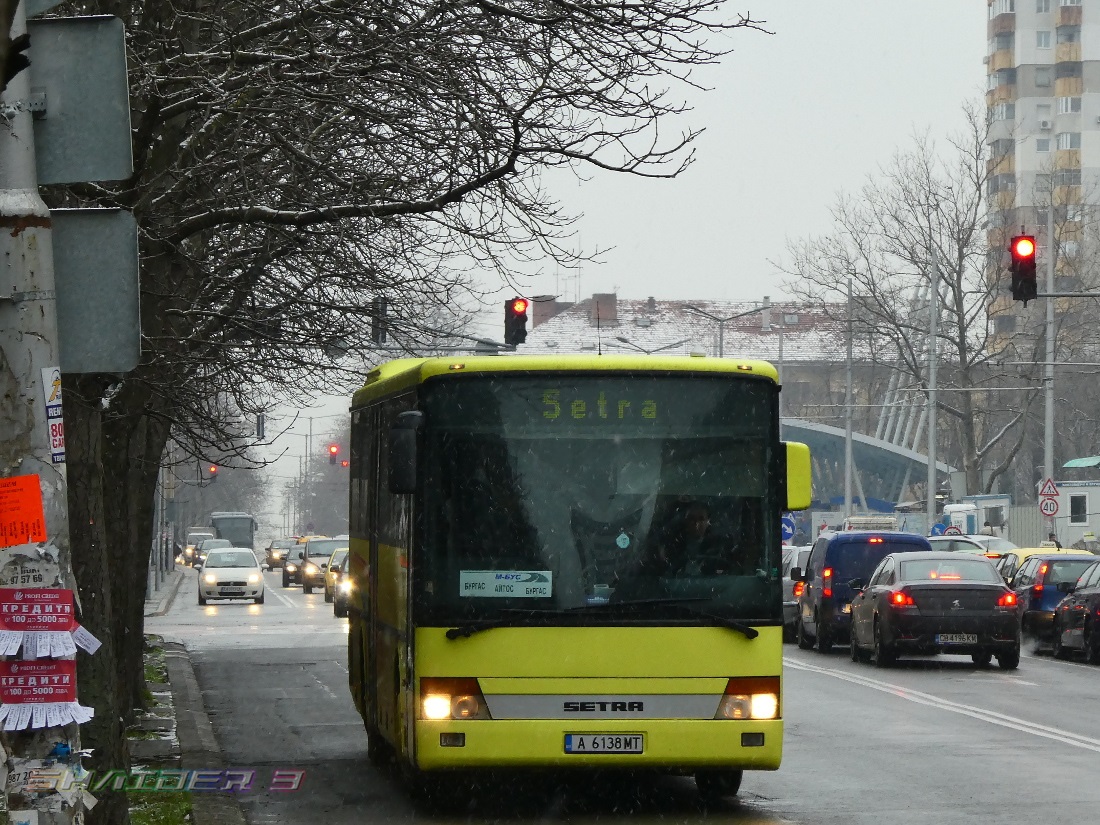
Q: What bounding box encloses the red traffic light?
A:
[328,444,339,456]
[1009,234,1038,304]
[340,460,350,468]
[510,298,529,315]
[208,464,218,475]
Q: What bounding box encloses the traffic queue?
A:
[783,530,1100,667]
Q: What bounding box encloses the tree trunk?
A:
[64,375,130,825]
[101,406,169,720]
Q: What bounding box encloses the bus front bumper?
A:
[415,719,782,770]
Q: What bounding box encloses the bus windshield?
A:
[416,375,781,625]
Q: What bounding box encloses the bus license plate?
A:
[564,734,643,754]
[936,633,977,645]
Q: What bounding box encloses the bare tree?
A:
[779,105,1039,499]
[47,3,769,821]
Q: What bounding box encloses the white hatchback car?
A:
[198,548,265,605]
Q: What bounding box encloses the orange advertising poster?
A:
[0,475,47,548]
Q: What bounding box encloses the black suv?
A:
[793,531,932,651]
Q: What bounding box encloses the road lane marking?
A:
[267,586,297,608]
[786,657,1100,753]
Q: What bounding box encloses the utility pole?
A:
[927,253,940,531]
[844,279,853,520]
[1044,203,1056,534]
[0,2,82,822]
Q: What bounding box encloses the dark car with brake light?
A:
[848,551,1020,669]
[1011,552,1097,645]
[1051,560,1100,662]
[792,531,932,651]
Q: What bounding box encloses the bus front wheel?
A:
[695,769,743,802]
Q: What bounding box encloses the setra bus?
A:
[346,354,811,800]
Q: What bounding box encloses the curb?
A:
[145,568,185,618]
[163,642,248,825]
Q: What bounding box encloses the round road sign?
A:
[944,526,963,536]
[1040,497,1059,517]
[781,516,795,541]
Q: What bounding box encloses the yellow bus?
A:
[346,354,811,800]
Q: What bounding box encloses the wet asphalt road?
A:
[147,566,1100,824]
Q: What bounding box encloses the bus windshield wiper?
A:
[572,598,760,640]
[445,609,564,640]
[445,600,761,641]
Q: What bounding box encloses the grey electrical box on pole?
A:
[27,15,133,184]
[52,208,140,372]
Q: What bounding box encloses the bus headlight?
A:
[749,692,779,719]
[715,677,780,720]
[422,695,452,720]
[420,678,491,720]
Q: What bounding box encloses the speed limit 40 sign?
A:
[1040,497,1059,517]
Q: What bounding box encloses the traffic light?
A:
[328,443,340,465]
[1009,234,1038,304]
[340,459,350,468]
[207,464,218,482]
[504,297,529,347]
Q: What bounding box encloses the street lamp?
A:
[684,296,771,358]
[612,336,690,355]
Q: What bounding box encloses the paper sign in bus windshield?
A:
[460,570,553,598]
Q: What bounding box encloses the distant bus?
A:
[345,354,811,801]
[210,512,257,550]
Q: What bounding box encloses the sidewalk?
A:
[144,565,185,618]
[135,567,247,824]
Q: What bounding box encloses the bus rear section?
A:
[347,356,811,798]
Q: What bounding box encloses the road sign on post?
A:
[1039,478,1059,498]
[1040,498,1059,517]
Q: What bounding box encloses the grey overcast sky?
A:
[494,1,990,310]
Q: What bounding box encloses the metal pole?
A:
[844,279,854,520]
[718,320,724,359]
[777,325,784,418]
[1044,202,1056,532]
[927,253,940,530]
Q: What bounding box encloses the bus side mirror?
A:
[783,441,812,511]
[389,411,424,494]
